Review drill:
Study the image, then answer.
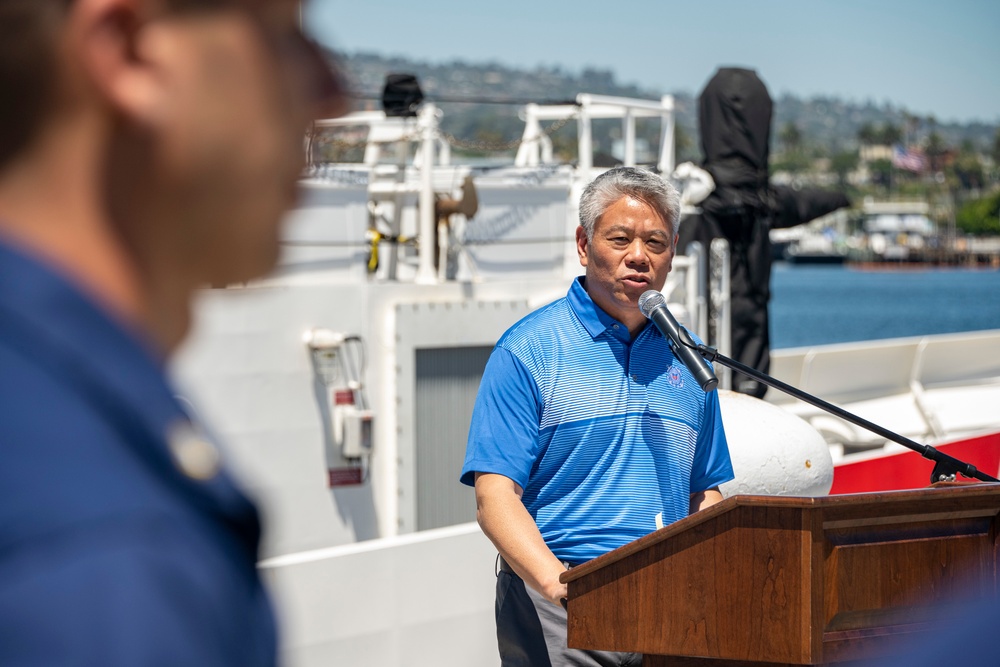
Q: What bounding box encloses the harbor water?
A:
[770,263,1000,350]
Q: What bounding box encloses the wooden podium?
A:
[560,484,1000,666]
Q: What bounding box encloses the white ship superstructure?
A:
[168,95,1000,666]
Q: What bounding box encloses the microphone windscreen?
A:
[638,290,666,318]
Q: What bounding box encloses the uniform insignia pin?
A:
[167,421,221,481]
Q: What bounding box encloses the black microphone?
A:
[638,290,719,392]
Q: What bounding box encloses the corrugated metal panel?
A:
[415,346,493,531]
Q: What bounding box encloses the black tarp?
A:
[677,68,850,398]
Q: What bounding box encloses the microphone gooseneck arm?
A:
[637,289,996,485]
[693,343,999,485]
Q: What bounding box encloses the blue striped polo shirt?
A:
[461,277,734,563]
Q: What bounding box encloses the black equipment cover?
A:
[677,68,850,398]
[382,73,424,117]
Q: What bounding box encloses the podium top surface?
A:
[562,483,1000,584]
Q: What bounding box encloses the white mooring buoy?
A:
[717,390,834,498]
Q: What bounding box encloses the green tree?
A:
[869,158,892,189]
[858,122,878,145]
[779,121,803,154]
[925,131,948,172]
[952,154,984,191]
[830,150,859,188]
[773,121,810,174]
[950,142,984,191]
[955,190,1000,235]
[877,123,902,146]
[674,124,698,164]
[771,152,812,175]
[902,112,920,143]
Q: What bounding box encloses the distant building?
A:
[859,144,893,163]
[860,199,937,260]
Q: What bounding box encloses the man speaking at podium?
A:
[461,167,735,666]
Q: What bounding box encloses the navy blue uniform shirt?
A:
[0,239,277,665]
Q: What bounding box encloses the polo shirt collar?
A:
[567,276,639,342]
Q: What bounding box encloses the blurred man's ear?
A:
[74,0,171,128]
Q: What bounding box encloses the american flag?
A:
[892,145,927,172]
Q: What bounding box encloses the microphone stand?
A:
[690,342,999,485]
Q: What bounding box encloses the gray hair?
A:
[578,167,681,241]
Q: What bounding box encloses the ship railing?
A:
[310,92,675,175]
[311,107,450,168]
[308,105,446,283]
[768,330,1000,454]
[301,95,686,288]
[515,93,676,174]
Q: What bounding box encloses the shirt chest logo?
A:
[666,365,685,389]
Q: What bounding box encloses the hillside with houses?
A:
[329,52,1000,238]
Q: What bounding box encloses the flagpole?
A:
[889,151,894,195]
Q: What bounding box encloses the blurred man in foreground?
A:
[0,0,347,663]
[461,167,734,666]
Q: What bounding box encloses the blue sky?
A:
[305,0,999,124]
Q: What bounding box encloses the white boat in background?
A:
[856,199,937,262]
[168,96,1000,666]
[769,330,1000,492]
[770,217,849,265]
